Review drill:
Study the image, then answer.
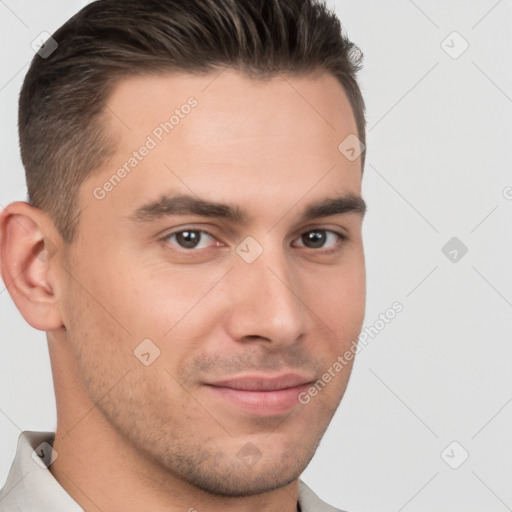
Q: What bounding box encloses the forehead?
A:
[82,69,362,221]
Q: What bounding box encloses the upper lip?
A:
[205,373,315,391]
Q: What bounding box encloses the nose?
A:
[224,246,307,347]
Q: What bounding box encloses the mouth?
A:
[203,373,314,416]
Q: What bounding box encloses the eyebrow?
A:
[130,193,366,224]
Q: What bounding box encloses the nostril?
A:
[242,334,271,342]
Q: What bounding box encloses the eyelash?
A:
[161,228,348,254]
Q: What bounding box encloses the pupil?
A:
[304,230,326,248]
[177,230,200,248]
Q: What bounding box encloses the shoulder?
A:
[298,480,349,512]
[0,431,82,511]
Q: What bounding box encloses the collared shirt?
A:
[0,431,345,512]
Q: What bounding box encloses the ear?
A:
[0,201,63,331]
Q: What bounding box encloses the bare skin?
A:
[0,69,366,512]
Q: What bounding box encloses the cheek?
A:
[59,282,133,407]
[96,255,230,341]
[307,259,365,334]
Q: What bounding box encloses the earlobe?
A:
[0,201,64,331]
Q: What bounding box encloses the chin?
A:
[182,459,305,498]
[166,434,321,498]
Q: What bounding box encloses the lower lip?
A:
[205,384,310,416]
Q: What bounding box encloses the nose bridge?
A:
[226,243,306,344]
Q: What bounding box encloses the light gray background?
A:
[1,1,511,511]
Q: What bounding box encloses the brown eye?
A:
[302,230,327,248]
[294,229,346,250]
[165,230,216,250]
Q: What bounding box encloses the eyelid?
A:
[292,223,349,240]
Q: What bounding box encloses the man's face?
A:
[56,69,365,496]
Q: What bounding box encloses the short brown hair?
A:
[19,0,365,243]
